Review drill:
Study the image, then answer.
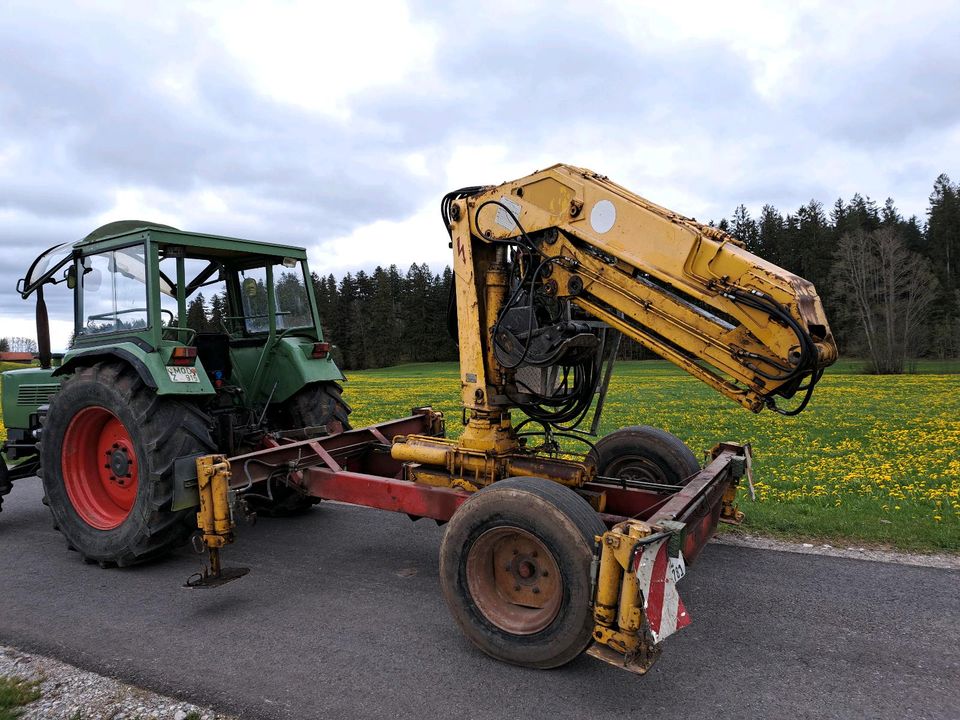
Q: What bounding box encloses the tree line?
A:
[715,173,958,372]
[312,265,457,370]
[0,337,38,353]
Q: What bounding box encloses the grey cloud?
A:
[0,2,438,330]
[357,11,762,150]
[780,11,960,147]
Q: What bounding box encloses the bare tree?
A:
[4,336,38,353]
[831,227,939,373]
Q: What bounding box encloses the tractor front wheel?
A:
[39,362,214,567]
[439,477,606,669]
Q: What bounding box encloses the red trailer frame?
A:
[225,408,744,566]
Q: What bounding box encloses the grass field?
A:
[344,360,960,552]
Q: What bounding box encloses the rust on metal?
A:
[466,527,562,635]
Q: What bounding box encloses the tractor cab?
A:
[2,222,348,506]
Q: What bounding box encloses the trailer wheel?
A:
[440,477,605,669]
[588,425,699,486]
[253,382,352,516]
[39,362,214,567]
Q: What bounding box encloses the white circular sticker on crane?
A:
[590,200,616,234]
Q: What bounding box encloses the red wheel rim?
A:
[61,406,139,530]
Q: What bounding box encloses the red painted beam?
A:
[226,411,439,488]
[302,467,471,522]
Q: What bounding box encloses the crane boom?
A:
[445,163,836,419]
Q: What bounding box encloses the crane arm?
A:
[446,164,836,417]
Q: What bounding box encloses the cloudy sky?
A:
[2,0,958,349]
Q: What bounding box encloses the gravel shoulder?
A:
[712,531,960,569]
[0,646,234,720]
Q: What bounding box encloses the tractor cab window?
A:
[156,255,229,335]
[79,245,149,336]
[239,260,312,334]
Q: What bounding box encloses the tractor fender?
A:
[54,344,216,396]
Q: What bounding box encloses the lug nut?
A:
[532,587,540,594]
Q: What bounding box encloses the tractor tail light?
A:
[170,346,198,366]
[312,342,330,359]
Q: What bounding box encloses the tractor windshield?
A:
[239,260,312,333]
[78,245,150,336]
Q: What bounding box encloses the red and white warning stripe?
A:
[632,537,691,643]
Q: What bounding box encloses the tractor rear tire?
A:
[276,382,351,435]
[587,425,699,486]
[39,362,214,567]
[252,382,352,517]
[439,477,606,669]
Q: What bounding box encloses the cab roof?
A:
[19,221,309,299]
[77,222,309,260]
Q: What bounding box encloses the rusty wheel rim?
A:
[605,455,671,485]
[465,527,562,635]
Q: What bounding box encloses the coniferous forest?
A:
[214,174,960,373]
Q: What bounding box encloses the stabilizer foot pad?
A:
[183,566,250,589]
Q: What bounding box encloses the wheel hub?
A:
[515,558,537,579]
[107,445,132,483]
[608,456,670,484]
[466,527,562,635]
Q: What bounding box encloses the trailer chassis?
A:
[189,407,748,674]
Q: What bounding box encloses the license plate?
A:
[668,553,687,583]
[166,366,200,383]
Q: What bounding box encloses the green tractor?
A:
[0,221,350,566]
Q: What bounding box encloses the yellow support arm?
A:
[186,454,248,588]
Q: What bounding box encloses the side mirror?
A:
[65,266,77,289]
[243,277,259,297]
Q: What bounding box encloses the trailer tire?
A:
[38,362,214,567]
[587,425,699,486]
[253,382,352,516]
[440,477,605,669]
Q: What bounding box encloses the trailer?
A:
[189,407,750,673]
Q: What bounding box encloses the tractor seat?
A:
[194,332,232,380]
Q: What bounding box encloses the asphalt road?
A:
[1,476,957,720]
